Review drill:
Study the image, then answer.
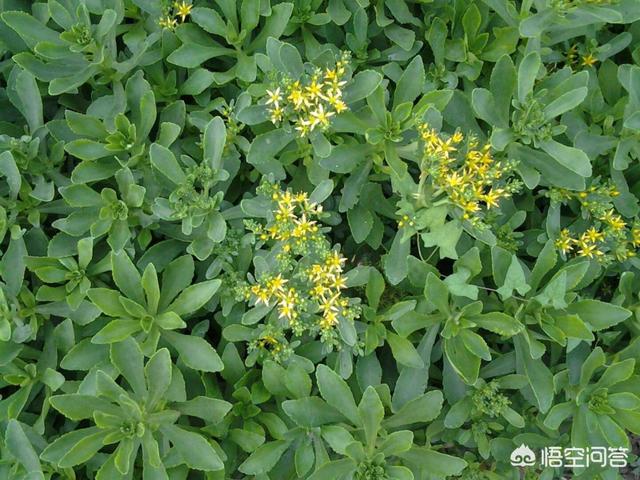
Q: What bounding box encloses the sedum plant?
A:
[2,0,640,479]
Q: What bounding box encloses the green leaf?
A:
[190,7,226,36]
[319,143,372,173]
[2,11,61,48]
[49,394,118,421]
[384,231,410,285]
[394,56,424,106]
[539,139,592,177]
[358,386,384,450]
[496,255,531,299]
[167,279,221,316]
[246,129,293,177]
[14,69,43,132]
[55,429,108,468]
[459,329,491,361]
[279,43,303,79]
[343,70,382,103]
[0,151,21,198]
[174,396,232,423]
[544,401,575,430]
[203,117,226,170]
[163,330,223,372]
[238,440,291,475]
[398,447,467,476]
[517,52,541,103]
[92,320,140,344]
[387,332,425,368]
[282,397,346,427]
[250,3,294,50]
[111,337,146,396]
[111,251,144,305]
[307,459,357,480]
[566,300,631,331]
[543,87,588,119]
[87,288,128,317]
[316,365,359,425]
[5,420,42,474]
[424,272,450,315]
[160,254,195,309]
[444,336,481,384]
[421,220,462,259]
[150,143,186,184]
[145,348,172,408]
[384,391,444,428]
[380,430,413,456]
[65,139,111,161]
[161,424,224,471]
[514,334,554,413]
[469,312,523,337]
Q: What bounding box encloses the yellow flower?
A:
[435,138,457,157]
[451,131,464,143]
[320,310,338,329]
[331,275,347,290]
[292,214,318,238]
[600,210,626,230]
[309,104,335,129]
[308,264,325,283]
[333,99,347,113]
[278,302,297,321]
[555,228,574,254]
[288,82,307,110]
[581,54,597,67]
[159,15,178,30]
[265,88,282,107]
[251,285,271,306]
[463,201,480,214]
[275,202,295,222]
[583,227,604,243]
[576,240,603,259]
[325,251,346,271]
[632,228,640,247]
[278,288,299,322]
[324,68,338,82]
[483,188,503,209]
[325,88,343,105]
[444,171,465,188]
[269,106,283,123]
[295,119,311,136]
[266,274,287,295]
[174,1,192,22]
[311,284,328,299]
[306,78,326,101]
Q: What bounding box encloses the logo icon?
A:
[510,444,536,467]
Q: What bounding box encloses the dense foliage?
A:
[1,0,640,479]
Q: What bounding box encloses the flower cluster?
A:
[263,52,350,136]
[550,183,638,262]
[250,185,325,256]
[240,184,360,357]
[159,1,192,30]
[417,125,521,228]
[248,326,292,363]
[566,44,598,69]
[169,163,220,221]
[472,381,510,419]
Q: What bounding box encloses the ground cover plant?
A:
[2,0,640,479]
